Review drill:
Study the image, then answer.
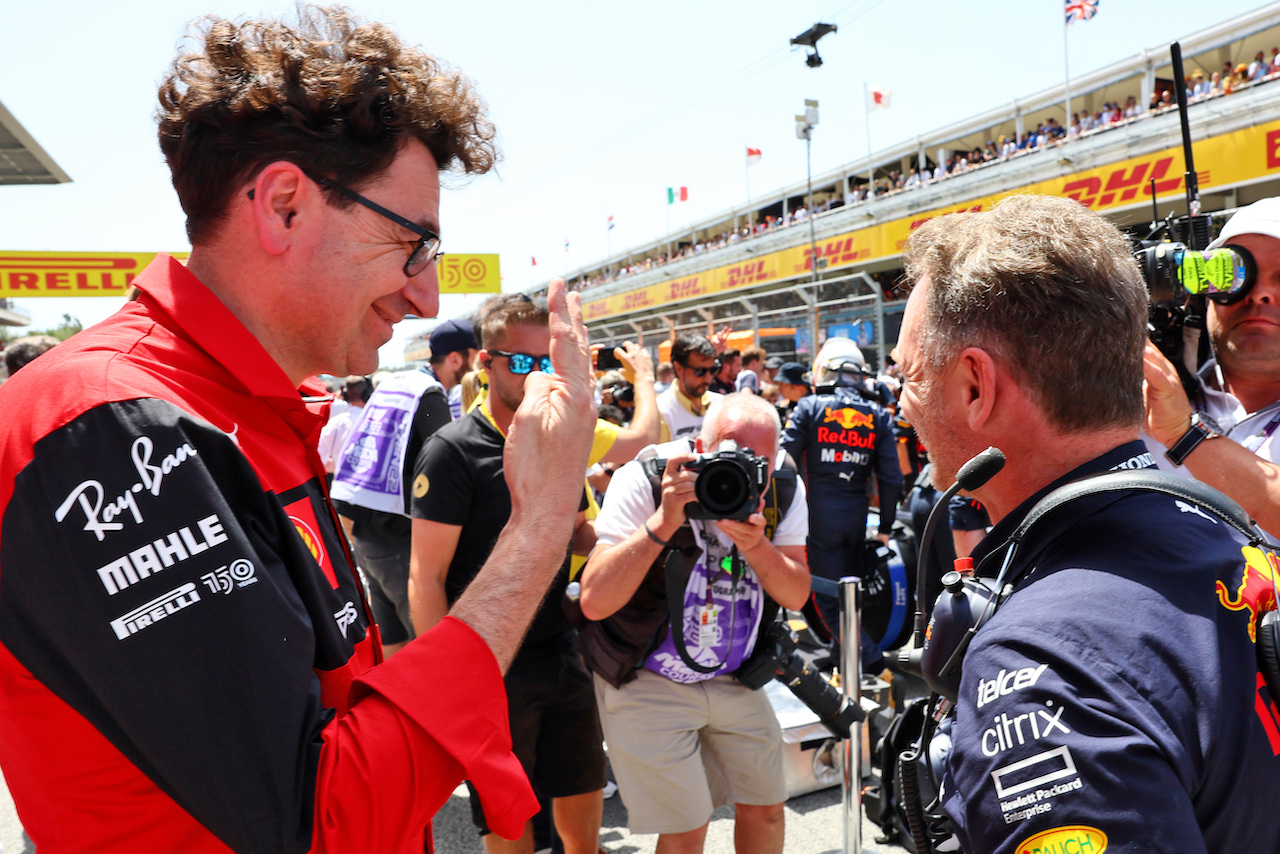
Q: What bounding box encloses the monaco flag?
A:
[867,88,891,110]
[746,147,762,166]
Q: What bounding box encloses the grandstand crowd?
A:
[570,46,1280,294]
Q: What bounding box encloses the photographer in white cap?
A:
[1145,197,1280,535]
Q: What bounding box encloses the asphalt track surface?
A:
[0,764,912,853]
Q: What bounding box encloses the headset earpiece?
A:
[1258,610,1280,704]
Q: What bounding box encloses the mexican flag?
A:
[667,186,688,204]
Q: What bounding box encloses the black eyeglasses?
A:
[679,359,721,378]
[247,174,443,277]
[490,350,553,375]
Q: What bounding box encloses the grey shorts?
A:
[593,669,786,835]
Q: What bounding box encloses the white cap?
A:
[1208,197,1280,250]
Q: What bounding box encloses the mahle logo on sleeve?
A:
[1016,824,1107,853]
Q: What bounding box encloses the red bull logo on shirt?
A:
[1218,546,1280,643]
[822,407,874,430]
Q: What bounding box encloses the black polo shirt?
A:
[410,407,576,659]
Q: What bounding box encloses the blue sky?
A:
[1,0,1272,365]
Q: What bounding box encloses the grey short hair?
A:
[903,194,1147,432]
[700,391,782,454]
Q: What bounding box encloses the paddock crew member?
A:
[898,194,1280,853]
[0,9,597,852]
[781,337,901,645]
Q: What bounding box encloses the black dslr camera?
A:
[681,440,770,522]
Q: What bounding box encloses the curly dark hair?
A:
[157,4,498,244]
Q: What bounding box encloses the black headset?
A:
[903,451,1280,703]
[893,450,1280,853]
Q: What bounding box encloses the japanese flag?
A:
[867,88,892,110]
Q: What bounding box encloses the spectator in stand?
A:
[1210,71,1225,97]
[1124,95,1142,118]
[1271,47,1280,74]
[710,347,739,395]
[1000,136,1017,159]
[1191,71,1210,99]
[1226,64,1249,94]
[1249,50,1269,81]
[904,167,922,189]
[736,346,766,394]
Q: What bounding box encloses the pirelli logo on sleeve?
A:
[109,583,202,640]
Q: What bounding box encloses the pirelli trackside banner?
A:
[0,251,501,297]
[583,118,1280,322]
[0,252,189,297]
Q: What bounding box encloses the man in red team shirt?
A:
[0,6,595,853]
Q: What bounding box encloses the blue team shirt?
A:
[943,441,1280,853]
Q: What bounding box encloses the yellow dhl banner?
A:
[0,252,189,296]
[438,254,500,294]
[584,118,1280,322]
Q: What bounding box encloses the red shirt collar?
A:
[133,254,329,400]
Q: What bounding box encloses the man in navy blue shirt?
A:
[781,337,900,655]
[896,194,1280,853]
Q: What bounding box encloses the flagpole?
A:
[863,83,874,198]
[606,221,612,279]
[665,190,671,260]
[1063,8,1073,142]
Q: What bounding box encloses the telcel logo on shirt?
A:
[977,663,1049,708]
[1017,824,1107,853]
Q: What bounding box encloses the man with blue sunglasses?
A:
[410,293,660,854]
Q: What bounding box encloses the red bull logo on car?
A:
[1218,546,1280,643]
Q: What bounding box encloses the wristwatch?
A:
[1165,412,1224,466]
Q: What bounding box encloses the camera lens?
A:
[696,462,750,516]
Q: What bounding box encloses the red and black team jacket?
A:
[0,255,535,853]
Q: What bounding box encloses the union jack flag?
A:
[1065,0,1099,23]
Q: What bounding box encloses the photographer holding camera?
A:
[578,392,809,854]
[1144,197,1280,536]
[897,194,1280,853]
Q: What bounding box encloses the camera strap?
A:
[663,542,737,674]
